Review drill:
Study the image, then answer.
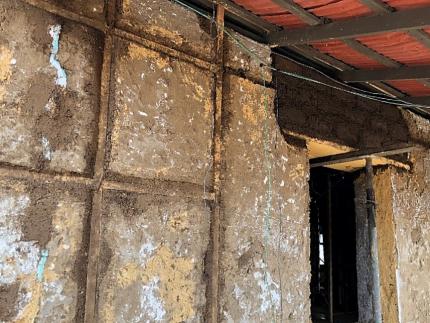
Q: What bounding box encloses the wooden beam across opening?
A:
[310,144,419,168]
[338,65,430,82]
[268,7,430,46]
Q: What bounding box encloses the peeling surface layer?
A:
[0,0,102,174]
[96,191,210,322]
[108,39,213,184]
[220,75,311,322]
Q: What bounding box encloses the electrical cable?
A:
[172,0,430,112]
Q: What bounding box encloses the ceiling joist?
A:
[268,7,430,46]
[406,96,430,106]
[339,65,430,82]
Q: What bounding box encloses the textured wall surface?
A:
[107,38,213,183]
[391,150,430,323]
[0,0,102,175]
[220,75,311,322]
[275,57,416,150]
[0,178,90,322]
[117,0,213,61]
[97,192,210,322]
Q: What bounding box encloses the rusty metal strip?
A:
[84,190,103,323]
[113,27,216,72]
[84,13,115,320]
[22,0,106,31]
[207,5,224,323]
[102,179,215,200]
[0,165,95,187]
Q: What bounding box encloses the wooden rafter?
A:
[268,7,430,46]
[406,96,430,106]
[338,65,430,82]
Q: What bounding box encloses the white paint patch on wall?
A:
[41,136,52,160]
[253,260,281,315]
[48,25,67,88]
[0,194,38,285]
[396,268,402,323]
[139,277,166,321]
[0,193,40,320]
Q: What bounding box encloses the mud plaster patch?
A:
[0,46,14,101]
[110,246,196,323]
[127,43,169,69]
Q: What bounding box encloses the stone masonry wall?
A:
[0,0,312,321]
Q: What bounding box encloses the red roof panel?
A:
[232,0,430,98]
[388,80,430,96]
[357,32,430,66]
[311,40,386,69]
[385,0,430,10]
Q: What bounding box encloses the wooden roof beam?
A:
[338,65,430,82]
[406,96,430,107]
[268,7,430,46]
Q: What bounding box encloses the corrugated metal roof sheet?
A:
[232,0,430,97]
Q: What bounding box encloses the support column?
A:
[365,158,382,323]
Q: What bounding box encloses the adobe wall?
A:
[0,0,311,321]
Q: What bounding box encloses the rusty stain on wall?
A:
[0,46,14,101]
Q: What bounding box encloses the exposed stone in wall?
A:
[107,38,213,184]
[117,0,213,61]
[0,178,90,321]
[96,191,210,322]
[0,0,102,174]
[220,74,311,322]
[224,29,272,83]
[391,149,430,323]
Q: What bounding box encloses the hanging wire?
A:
[171,0,430,111]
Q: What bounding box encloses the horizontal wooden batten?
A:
[310,144,419,168]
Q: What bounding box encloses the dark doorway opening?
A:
[309,168,359,323]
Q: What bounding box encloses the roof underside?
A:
[230,0,430,105]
